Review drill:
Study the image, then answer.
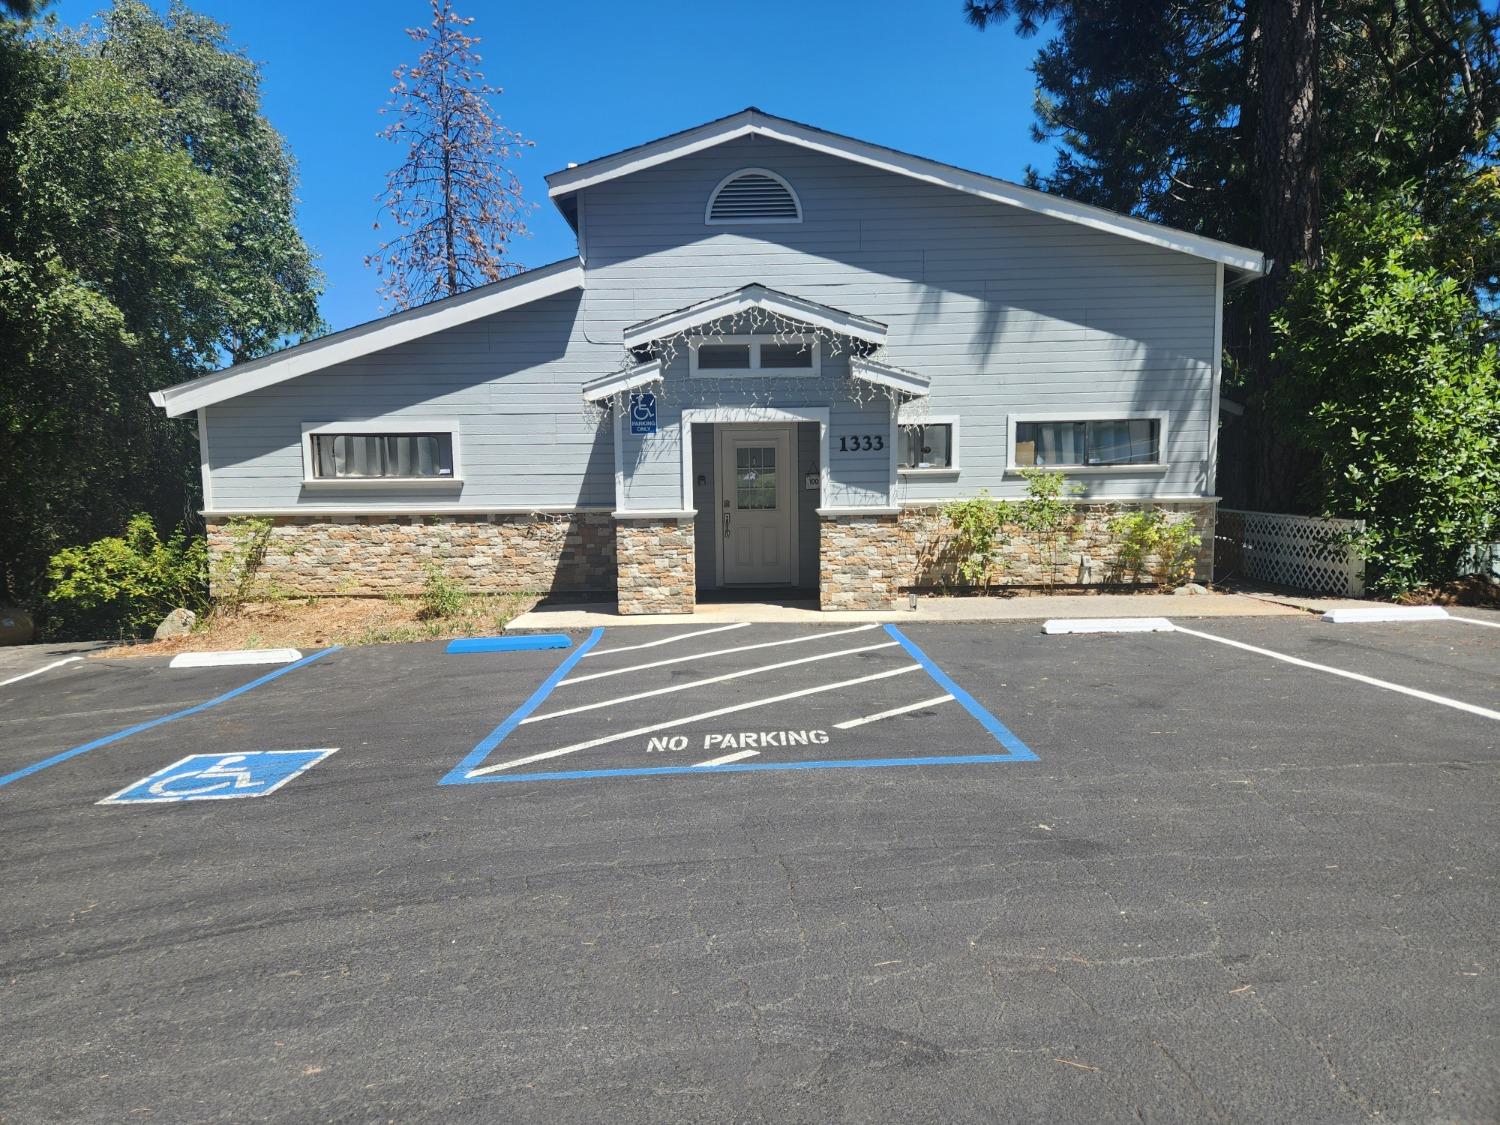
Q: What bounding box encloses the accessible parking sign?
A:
[99,749,337,805]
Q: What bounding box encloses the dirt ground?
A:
[100,593,540,659]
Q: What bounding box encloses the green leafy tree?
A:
[964,1,1500,509]
[0,6,322,619]
[1273,187,1500,594]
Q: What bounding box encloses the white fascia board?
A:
[151,260,584,417]
[851,357,930,397]
[582,359,663,402]
[547,112,1265,276]
[623,284,886,348]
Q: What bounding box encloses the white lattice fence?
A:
[1216,509,1366,596]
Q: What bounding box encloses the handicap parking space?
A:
[0,640,573,815]
[444,622,1036,784]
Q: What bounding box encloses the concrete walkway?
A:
[507,590,1305,630]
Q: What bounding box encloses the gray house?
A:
[150,109,1264,614]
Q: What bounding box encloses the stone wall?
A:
[206,513,615,597]
[820,514,909,610]
[900,501,1217,590]
[615,516,696,615]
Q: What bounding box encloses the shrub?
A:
[47,514,208,638]
[1109,508,1203,589]
[1012,468,1083,590]
[940,491,1008,588]
[418,565,465,619]
[211,516,275,616]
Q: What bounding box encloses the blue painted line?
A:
[439,627,604,784]
[883,624,1038,760]
[0,646,342,790]
[451,753,1028,784]
[447,634,572,654]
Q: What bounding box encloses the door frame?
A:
[713,422,799,588]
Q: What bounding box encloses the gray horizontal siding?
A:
[579,135,1218,502]
[203,133,1222,517]
[205,291,618,510]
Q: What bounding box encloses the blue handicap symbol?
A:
[629,392,657,435]
[100,749,337,805]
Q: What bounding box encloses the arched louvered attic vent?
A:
[705,168,802,224]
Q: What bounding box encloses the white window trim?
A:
[1006,410,1170,474]
[704,167,803,225]
[688,334,822,379]
[300,419,464,489]
[897,414,960,476]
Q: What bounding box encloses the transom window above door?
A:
[689,334,821,378]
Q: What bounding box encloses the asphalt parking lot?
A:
[2,610,1497,1123]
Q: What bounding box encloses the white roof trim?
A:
[548,110,1265,276]
[150,259,584,417]
[581,359,663,403]
[850,357,930,397]
[623,283,886,348]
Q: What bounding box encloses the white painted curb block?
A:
[1321,606,1450,624]
[1043,618,1176,635]
[170,648,303,668]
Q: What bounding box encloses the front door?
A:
[716,426,795,586]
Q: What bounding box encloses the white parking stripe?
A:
[469,664,923,776]
[583,622,750,656]
[693,749,760,768]
[1173,624,1500,722]
[1450,615,1500,630]
[0,656,83,689]
[560,624,883,685]
[525,641,901,723]
[835,694,955,730]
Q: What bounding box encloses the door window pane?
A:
[735,446,777,509]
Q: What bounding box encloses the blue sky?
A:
[49,0,1057,334]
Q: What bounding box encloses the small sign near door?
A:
[629,392,657,435]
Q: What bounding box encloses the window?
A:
[898,422,956,471]
[1012,417,1163,468]
[301,420,461,485]
[688,335,820,377]
[705,168,802,224]
[735,445,778,509]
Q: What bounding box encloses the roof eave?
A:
[546,110,1265,275]
[152,259,585,417]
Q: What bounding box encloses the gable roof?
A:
[150,258,584,417]
[548,108,1265,277]
[622,284,887,349]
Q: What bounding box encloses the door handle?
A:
[722,504,731,538]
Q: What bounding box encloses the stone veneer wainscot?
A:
[205,513,616,597]
[614,515,696,615]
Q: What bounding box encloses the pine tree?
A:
[368,0,533,310]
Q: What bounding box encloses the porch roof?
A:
[621,284,887,349]
[849,357,930,397]
[581,359,664,403]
